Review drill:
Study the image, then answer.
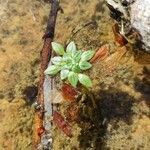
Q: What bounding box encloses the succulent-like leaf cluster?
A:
[44,41,95,88]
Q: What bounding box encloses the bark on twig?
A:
[33,0,59,149]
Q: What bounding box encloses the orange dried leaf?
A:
[102,46,127,75]
[112,23,128,46]
[90,45,109,63]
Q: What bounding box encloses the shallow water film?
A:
[0,0,150,149]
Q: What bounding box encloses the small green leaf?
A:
[62,53,72,61]
[81,50,95,61]
[44,65,60,75]
[61,61,72,70]
[79,61,92,70]
[60,69,69,80]
[66,41,76,55]
[78,74,92,88]
[73,50,82,62]
[68,71,78,87]
[52,42,65,55]
[66,60,73,69]
[72,64,81,73]
[62,54,73,69]
[51,56,63,65]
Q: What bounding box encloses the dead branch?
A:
[33,0,59,149]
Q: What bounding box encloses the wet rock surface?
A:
[130,0,150,51]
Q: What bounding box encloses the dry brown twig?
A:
[33,0,60,149]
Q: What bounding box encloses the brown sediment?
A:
[66,103,79,122]
[0,0,149,149]
[33,0,59,148]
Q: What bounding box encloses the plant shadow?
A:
[77,88,135,149]
[134,66,150,107]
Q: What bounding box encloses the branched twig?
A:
[33,0,59,149]
[70,21,97,39]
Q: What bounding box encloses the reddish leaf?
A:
[53,111,72,137]
[61,83,78,102]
